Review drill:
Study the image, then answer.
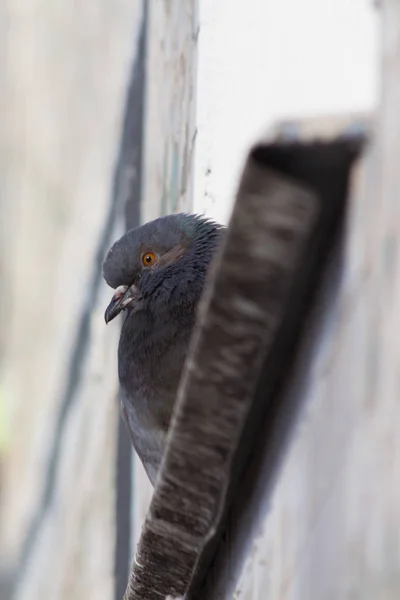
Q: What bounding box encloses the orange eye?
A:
[141,251,157,266]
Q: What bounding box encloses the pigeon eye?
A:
[141,251,157,266]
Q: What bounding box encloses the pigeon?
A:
[103,213,224,485]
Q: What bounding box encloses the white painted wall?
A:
[194,0,379,224]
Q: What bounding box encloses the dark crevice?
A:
[114,2,148,599]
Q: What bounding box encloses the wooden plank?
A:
[221,3,400,598]
[192,131,364,600]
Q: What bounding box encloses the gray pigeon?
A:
[103,213,224,485]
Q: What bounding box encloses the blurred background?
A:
[0,1,388,599]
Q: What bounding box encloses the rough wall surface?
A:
[0,1,199,599]
[0,1,142,598]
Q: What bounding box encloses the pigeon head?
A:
[103,213,224,324]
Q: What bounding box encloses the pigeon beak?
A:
[104,284,138,324]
